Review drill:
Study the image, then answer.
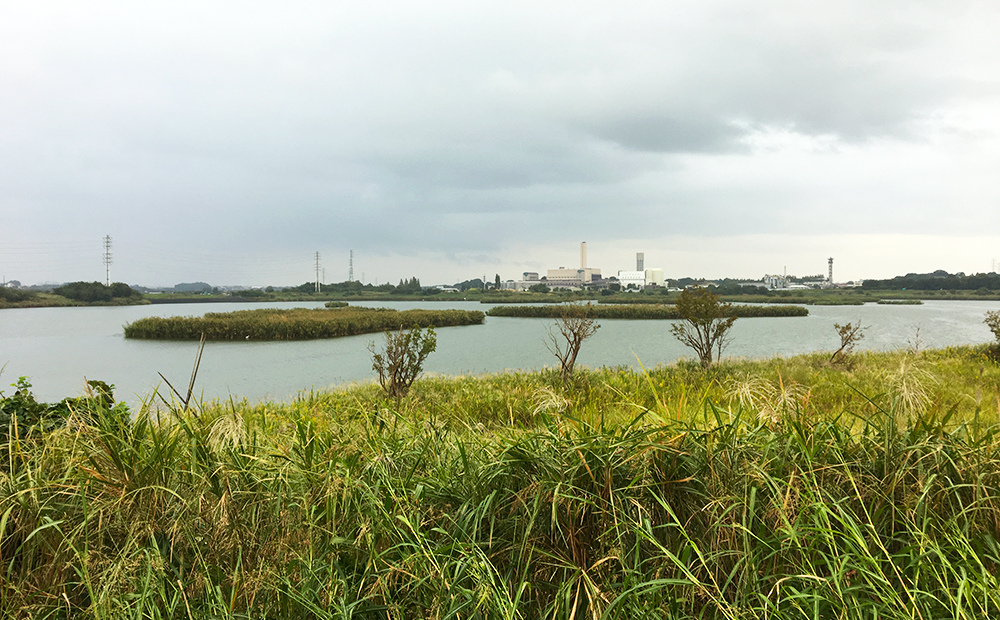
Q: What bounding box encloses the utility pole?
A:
[103,235,112,286]
[349,250,354,282]
[314,251,321,292]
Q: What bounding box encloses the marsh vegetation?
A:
[4,341,1000,618]
[487,303,809,319]
[123,307,485,341]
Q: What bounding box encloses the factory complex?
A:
[499,244,845,292]
[503,242,665,292]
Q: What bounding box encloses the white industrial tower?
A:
[828,257,834,285]
[637,252,644,271]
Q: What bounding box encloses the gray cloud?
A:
[1,1,998,285]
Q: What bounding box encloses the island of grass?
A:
[5,344,1000,618]
[123,306,485,340]
[487,303,808,319]
[877,298,924,305]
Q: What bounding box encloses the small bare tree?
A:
[669,287,737,368]
[546,304,600,383]
[369,326,437,401]
[830,321,865,364]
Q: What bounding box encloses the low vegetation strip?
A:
[487,303,808,319]
[599,294,867,305]
[123,307,485,340]
[878,298,924,305]
[4,346,1000,618]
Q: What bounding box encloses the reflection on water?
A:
[1,299,998,405]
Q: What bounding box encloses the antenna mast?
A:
[103,235,112,286]
[349,250,354,282]
[314,251,321,292]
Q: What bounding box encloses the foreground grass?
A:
[4,345,1000,618]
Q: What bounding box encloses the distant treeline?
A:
[487,304,808,319]
[0,287,38,303]
[862,270,1000,291]
[124,307,485,340]
[52,281,141,303]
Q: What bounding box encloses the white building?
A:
[616,267,664,290]
[645,268,665,287]
[617,270,645,289]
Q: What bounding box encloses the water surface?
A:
[1,299,997,405]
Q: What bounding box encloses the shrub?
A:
[0,288,37,303]
[986,311,1000,345]
[830,321,866,364]
[369,326,437,401]
[51,281,138,302]
[669,286,737,368]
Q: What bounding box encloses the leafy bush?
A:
[1,377,124,444]
[52,281,139,302]
[369,326,436,400]
[0,288,37,303]
[669,286,737,368]
[986,311,1000,344]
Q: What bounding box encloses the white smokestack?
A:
[581,241,587,270]
[636,252,644,271]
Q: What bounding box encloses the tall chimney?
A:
[581,241,587,270]
[636,252,644,271]
[828,257,834,284]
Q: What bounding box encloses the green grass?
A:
[4,345,1000,618]
[487,303,809,319]
[123,307,485,340]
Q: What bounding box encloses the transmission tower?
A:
[103,235,113,286]
[349,250,354,282]
[314,251,321,292]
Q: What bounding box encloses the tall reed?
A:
[4,346,1000,618]
[124,307,485,340]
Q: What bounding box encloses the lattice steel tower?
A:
[315,251,322,292]
[103,235,112,286]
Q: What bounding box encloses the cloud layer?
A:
[2,1,999,285]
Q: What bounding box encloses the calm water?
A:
[1,299,998,405]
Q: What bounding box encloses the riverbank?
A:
[0,292,150,309]
[4,345,1000,618]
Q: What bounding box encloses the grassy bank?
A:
[123,307,485,340]
[0,292,151,309]
[3,346,1000,618]
[487,303,809,319]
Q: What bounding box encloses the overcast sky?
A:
[2,1,999,287]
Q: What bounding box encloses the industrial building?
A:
[544,242,601,289]
[616,252,664,290]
